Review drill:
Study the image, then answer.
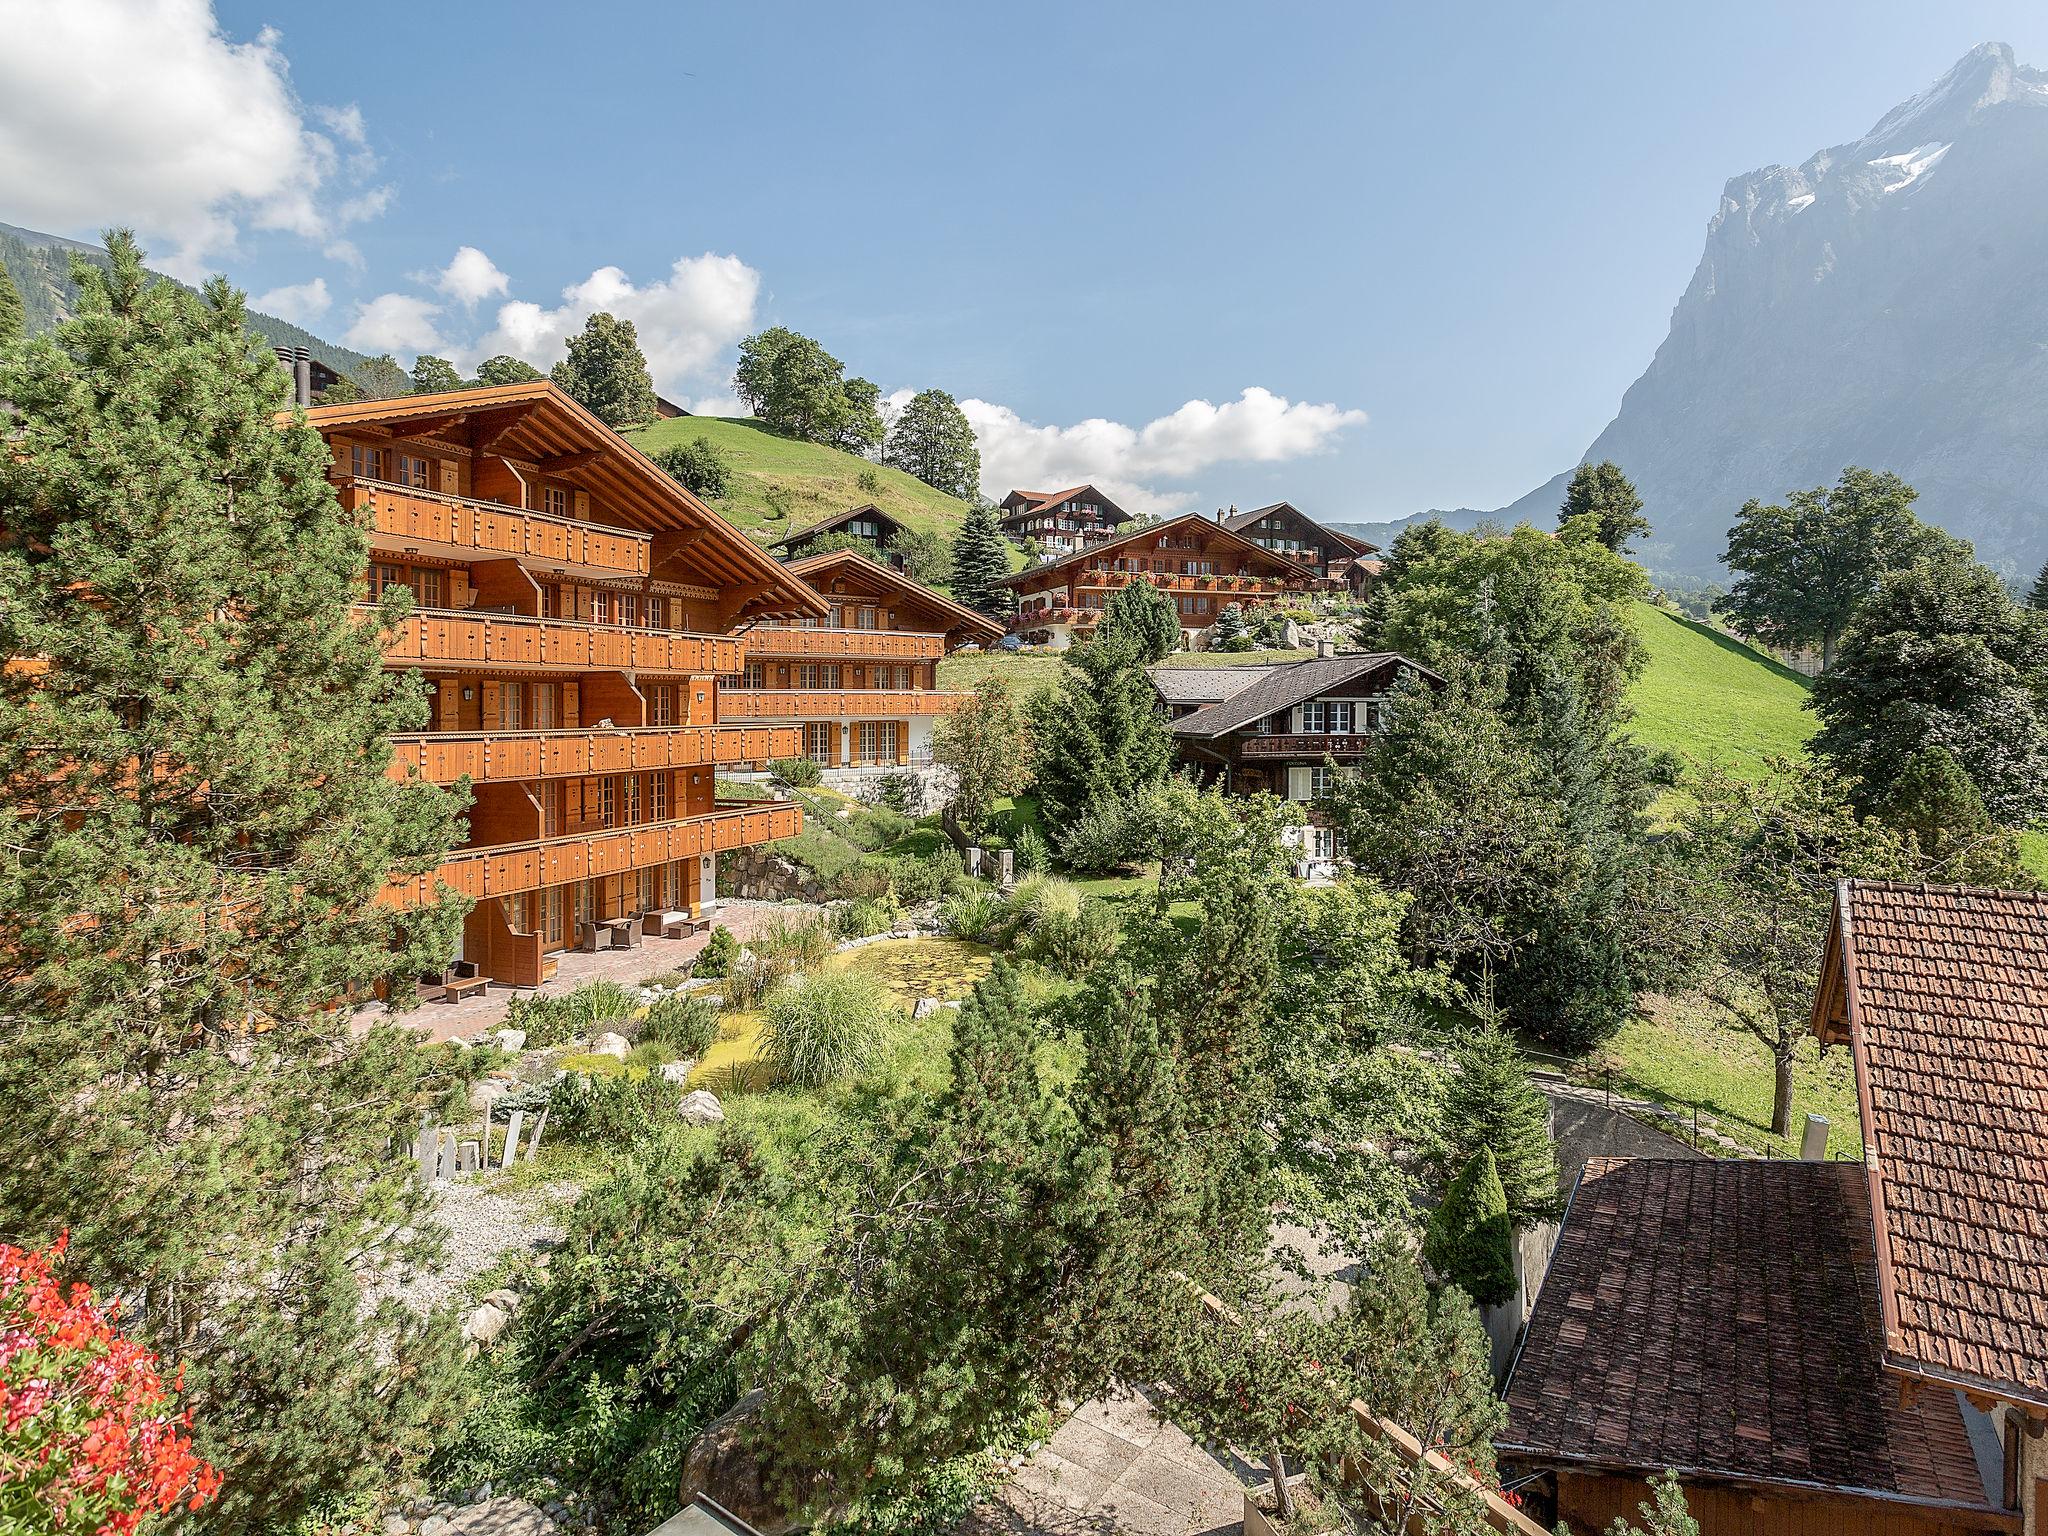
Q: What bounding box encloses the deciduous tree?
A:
[0,233,473,1531]
[473,353,544,387]
[1559,460,1649,553]
[931,676,1034,841]
[884,388,981,499]
[733,327,875,448]
[551,311,658,427]
[409,353,462,394]
[1720,468,1940,670]
[653,435,734,500]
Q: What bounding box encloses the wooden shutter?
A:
[439,459,460,495]
[1286,766,1313,802]
[480,680,501,731]
[573,489,590,521]
[562,680,580,728]
[437,679,461,731]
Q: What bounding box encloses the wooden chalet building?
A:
[315,380,825,986]
[1221,501,1380,595]
[1154,651,1435,867]
[1501,877,2048,1535]
[723,549,1002,772]
[769,503,910,567]
[999,512,1321,649]
[997,484,1127,554]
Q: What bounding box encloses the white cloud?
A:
[0,0,393,278]
[431,245,512,308]
[959,387,1367,514]
[476,253,761,394]
[253,276,331,325]
[344,293,444,356]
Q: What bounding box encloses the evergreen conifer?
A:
[1445,1028,1563,1228]
[949,501,1014,618]
[2028,558,2048,613]
[1422,1149,1517,1308]
[0,257,24,346]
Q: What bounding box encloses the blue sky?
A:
[9,0,2048,520]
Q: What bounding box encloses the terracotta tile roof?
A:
[1502,1157,1997,1512]
[1815,880,2048,1408]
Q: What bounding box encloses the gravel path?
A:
[387,1177,578,1315]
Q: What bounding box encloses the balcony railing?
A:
[716,688,967,719]
[347,479,651,577]
[1239,733,1381,758]
[1079,572,1286,595]
[375,607,741,674]
[378,800,803,907]
[385,724,799,784]
[742,626,945,661]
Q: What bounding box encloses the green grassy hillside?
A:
[1624,601,1815,776]
[625,415,977,546]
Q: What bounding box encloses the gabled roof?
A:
[770,503,907,552]
[994,512,1319,589]
[1169,652,1431,738]
[301,381,825,620]
[1502,1158,2002,1517]
[997,483,1127,524]
[780,549,1004,648]
[1224,502,1378,557]
[1813,879,2048,1410]
[1147,664,1281,708]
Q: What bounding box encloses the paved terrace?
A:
[352,900,819,1044]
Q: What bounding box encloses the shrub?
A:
[719,949,783,1012]
[861,773,923,815]
[760,972,893,1087]
[505,979,637,1048]
[695,926,739,978]
[833,858,895,902]
[777,828,864,888]
[752,913,837,970]
[558,1051,626,1078]
[885,854,943,906]
[1012,824,1050,874]
[626,1041,676,1071]
[1053,791,1159,873]
[835,896,898,939]
[1003,873,1082,943]
[547,1072,680,1143]
[926,842,970,896]
[937,886,1004,942]
[843,805,915,851]
[1423,1148,1517,1308]
[1022,895,1121,978]
[641,993,720,1057]
[772,756,823,788]
[639,968,694,990]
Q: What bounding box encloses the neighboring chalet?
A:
[1221,501,1380,596]
[997,485,1127,554]
[1000,512,1320,649]
[770,503,910,567]
[1502,877,2048,1535]
[1153,650,1436,868]
[722,549,1002,773]
[319,381,824,985]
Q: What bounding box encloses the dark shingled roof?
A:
[1169,653,1424,739]
[1222,501,1377,556]
[1502,1158,1998,1513]
[770,503,906,552]
[1813,880,2048,1408]
[1146,664,1280,708]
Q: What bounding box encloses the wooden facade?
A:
[1549,1468,2017,1536]
[1000,513,1321,648]
[770,503,910,566]
[997,484,1127,554]
[1221,501,1378,591]
[723,550,1002,770]
[308,381,824,984]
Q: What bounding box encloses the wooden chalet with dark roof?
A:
[997,484,1127,554]
[769,503,910,567]
[1221,501,1379,594]
[723,549,1002,771]
[309,380,823,986]
[998,512,1321,649]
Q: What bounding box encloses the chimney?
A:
[274,345,313,408]
[1799,1113,1830,1161]
[1316,636,1335,659]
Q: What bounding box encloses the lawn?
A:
[623,415,976,543]
[1624,601,1815,777]
[1587,993,1864,1161]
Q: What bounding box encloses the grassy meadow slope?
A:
[1623,601,1815,776]
[624,415,976,545]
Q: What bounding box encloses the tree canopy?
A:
[1559,460,1649,553]
[0,257,23,345]
[931,676,1034,841]
[884,388,981,499]
[1028,634,1175,844]
[473,353,544,387]
[409,353,462,394]
[653,435,734,501]
[949,501,1014,619]
[1099,577,1183,662]
[734,327,878,450]
[1720,468,1943,669]
[551,311,658,427]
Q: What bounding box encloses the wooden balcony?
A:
[385,724,799,784]
[1238,733,1380,759]
[1079,572,1291,596]
[379,800,803,907]
[347,479,651,577]
[742,626,946,661]
[716,688,968,719]
[377,608,741,674]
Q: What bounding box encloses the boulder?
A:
[420,1520,451,1536]
[911,997,941,1020]
[679,1089,725,1125]
[678,1391,842,1536]
[382,1516,410,1536]
[463,1301,512,1350]
[494,1028,526,1054]
[659,1061,695,1084]
[442,1499,557,1536]
[590,1031,630,1059]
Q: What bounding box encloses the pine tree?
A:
[0,233,472,1531]
[2028,558,2048,613]
[1029,637,1175,841]
[551,311,658,427]
[1208,601,1250,650]
[1422,1149,1517,1308]
[1444,1028,1562,1227]
[1100,578,1182,661]
[1559,460,1649,553]
[0,257,24,346]
[949,501,1013,618]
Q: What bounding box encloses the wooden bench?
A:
[443,972,489,1003]
[644,909,704,940]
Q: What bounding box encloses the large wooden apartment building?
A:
[997,484,1128,554]
[721,549,1002,771]
[315,381,824,986]
[1000,512,1321,648]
